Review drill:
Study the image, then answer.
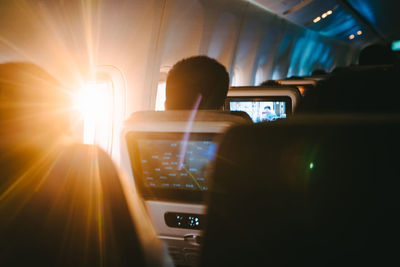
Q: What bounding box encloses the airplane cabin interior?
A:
[1,0,400,266]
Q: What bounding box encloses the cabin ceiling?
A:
[251,0,400,48]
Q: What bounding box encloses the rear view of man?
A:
[165,56,229,110]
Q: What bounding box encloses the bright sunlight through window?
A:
[75,81,114,152]
[155,82,166,111]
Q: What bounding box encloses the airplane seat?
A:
[200,115,400,266]
[297,64,400,114]
[0,144,166,266]
[227,110,253,122]
[120,110,251,266]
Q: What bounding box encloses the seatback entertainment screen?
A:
[126,132,218,202]
[225,97,292,123]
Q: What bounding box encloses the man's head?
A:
[359,44,397,65]
[165,56,229,110]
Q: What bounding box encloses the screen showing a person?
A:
[136,138,217,191]
[229,100,287,122]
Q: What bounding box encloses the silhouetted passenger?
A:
[260,79,280,86]
[263,106,277,121]
[0,63,168,266]
[359,44,398,65]
[297,65,400,113]
[165,55,229,110]
[312,69,327,75]
[287,76,304,80]
[331,66,348,74]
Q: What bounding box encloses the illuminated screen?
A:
[126,132,218,202]
[226,97,291,123]
[138,139,216,190]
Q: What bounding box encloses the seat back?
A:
[276,79,317,96]
[277,79,317,87]
[0,144,163,266]
[201,115,400,266]
[120,110,250,266]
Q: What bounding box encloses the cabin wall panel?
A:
[204,12,238,68]
[92,0,164,113]
[151,0,359,90]
[157,0,204,68]
[230,19,263,86]
[149,0,246,109]
[251,16,287,85]
[146,0,206,109]
[228,2,359,85]
[199,0,247,71]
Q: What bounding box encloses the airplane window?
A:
[75,80,114,152]
[154,67,170,111]
[73,67,126,163]
[155,82,166,111]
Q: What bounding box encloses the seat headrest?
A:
[125,110,252,124]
